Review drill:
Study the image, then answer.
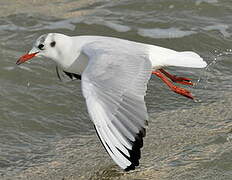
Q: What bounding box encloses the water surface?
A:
[0,0,232,179]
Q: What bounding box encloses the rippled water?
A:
[0,0,232,179]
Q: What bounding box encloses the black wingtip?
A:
[124,128,146,171]
[63,71,81,80]
[124,164,135,171]
[94,124,146,172]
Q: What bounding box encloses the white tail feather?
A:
[149,45,207,69]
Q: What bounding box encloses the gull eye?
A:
[38,44,44,50]
[50,41,56,47]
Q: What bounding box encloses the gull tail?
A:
[163,51,207,68]
[149,46,207,68]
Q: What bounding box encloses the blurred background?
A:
[0,0,232,179]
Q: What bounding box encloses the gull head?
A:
[16,33,72,67]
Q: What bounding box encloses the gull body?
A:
[17,33,207,171]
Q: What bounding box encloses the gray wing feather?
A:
[81,40,152,170]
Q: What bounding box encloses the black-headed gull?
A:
[16,33,207,171]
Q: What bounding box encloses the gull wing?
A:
[81,40,152,171]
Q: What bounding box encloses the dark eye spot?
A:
[50,41,56,47]
[38,44,44,50]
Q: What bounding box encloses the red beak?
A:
[16,52,38,65]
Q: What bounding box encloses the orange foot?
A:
[159,69,193,86]
[170,84,194,99]
[152,70,194,100]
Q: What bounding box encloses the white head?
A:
[16,33,73,68]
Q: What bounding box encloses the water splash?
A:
[198,49,232,90]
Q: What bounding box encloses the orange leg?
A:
[152,70,194,100]
[159,69,193,86]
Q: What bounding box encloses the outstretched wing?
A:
[81,40,152,171]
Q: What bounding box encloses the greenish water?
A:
[0,0,232,179]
